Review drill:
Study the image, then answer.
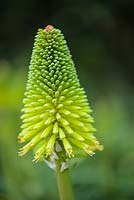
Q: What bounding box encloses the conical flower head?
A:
[18,25,103,162]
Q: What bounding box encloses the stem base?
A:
[56,160,74,200]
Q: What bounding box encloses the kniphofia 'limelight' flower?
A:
[18,25,103,162]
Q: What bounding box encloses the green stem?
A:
[56,160,74,200]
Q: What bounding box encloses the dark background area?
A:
[0,0,133,200]
[1,0,134,85]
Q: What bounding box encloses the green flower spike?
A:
[18,25,103,163]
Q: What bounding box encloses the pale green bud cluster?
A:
[18,25,103,162]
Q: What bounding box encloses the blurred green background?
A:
[0,0,133,199]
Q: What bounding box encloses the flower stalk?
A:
[56,160,74,200]
[18,24,103,200]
